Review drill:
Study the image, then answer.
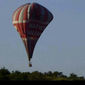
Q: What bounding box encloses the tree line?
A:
[0,67,84,81]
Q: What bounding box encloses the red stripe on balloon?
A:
[23,5,29,20]
[23,5,29,35]
[15,7,23,21]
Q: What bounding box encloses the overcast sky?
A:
[0,0,85,76]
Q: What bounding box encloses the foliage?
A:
[0,67,84,81]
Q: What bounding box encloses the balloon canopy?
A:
[12,2,53,67]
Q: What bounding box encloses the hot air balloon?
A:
[12,2,53,67]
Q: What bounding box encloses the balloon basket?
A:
[29,62,32,67]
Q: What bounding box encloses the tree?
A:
[0,67,10,80]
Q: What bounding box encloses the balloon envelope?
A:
[12,3,53,66]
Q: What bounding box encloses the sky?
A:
[0,0,85,77]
